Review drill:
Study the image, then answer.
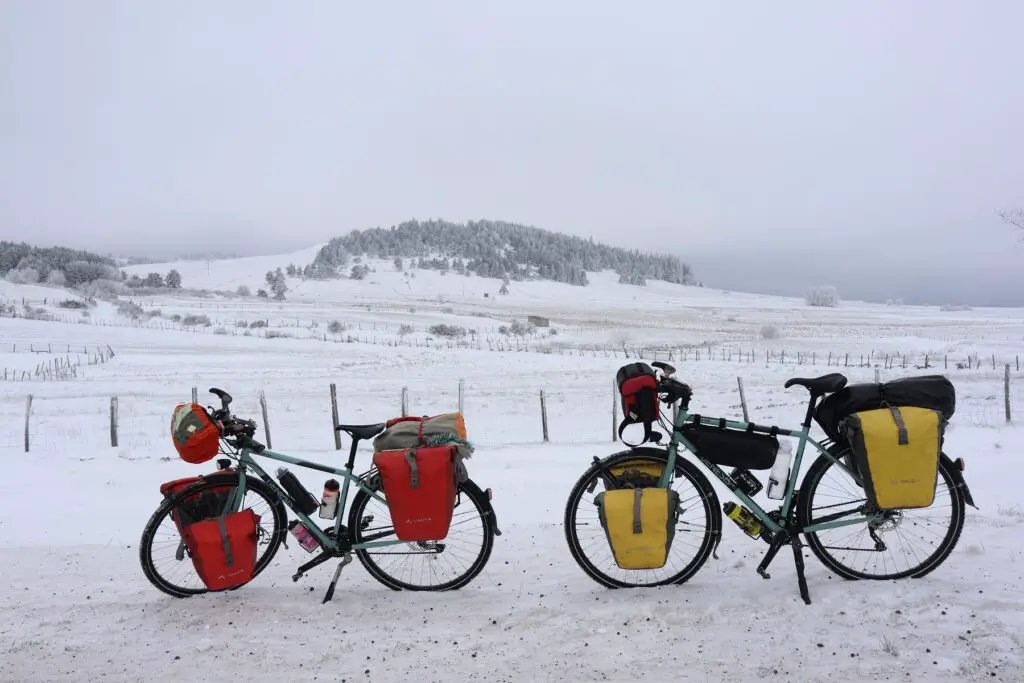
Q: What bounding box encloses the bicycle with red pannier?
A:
[139,388,501,602]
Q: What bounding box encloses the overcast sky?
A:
[1,1,1022,305]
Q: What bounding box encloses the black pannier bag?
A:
[680,419,780,470]
[814,375,956,442]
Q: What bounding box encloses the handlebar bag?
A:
[181,509,261,591]
[372,445,458,542]
[171,403,221,464]
[616,362,660,446]
[596,486,680,570]
[843,406,943,509]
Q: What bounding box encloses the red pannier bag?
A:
[170,403,222,464]
[372,445,458,542]
[181,509,261,591]
[159,471,233,534]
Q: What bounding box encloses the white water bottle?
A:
[766,441,793,500]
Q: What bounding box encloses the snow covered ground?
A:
[1,256,1023,682]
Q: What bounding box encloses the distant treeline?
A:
[307,219,698,287]
[0,241,120,287]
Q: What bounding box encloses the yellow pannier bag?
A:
[608,460,664,488]
[845,406,943,510]
[595,487,679,570]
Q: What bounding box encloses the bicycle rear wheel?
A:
[797,448,965,581]
[139,474,287,597]
[347,478,495,591]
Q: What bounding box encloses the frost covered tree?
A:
[999,209,1024,238]
[806,285,841,307]
[166,269,182,289]
[144,272,164,288]
[46,269,67,286]
[394,257,403,271]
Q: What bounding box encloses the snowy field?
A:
[1,255,1023,682]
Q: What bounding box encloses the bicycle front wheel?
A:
[139,474,287,597]
[797,448,965,581]
[564,448,720,589]
[348,478,495,591]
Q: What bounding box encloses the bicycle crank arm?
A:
[292,551,334,582]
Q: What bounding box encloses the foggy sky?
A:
[1,1,1023,306]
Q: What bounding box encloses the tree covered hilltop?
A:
[307,219,697,287]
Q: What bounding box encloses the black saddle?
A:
[335,423,386,440]
[784,373,848,395]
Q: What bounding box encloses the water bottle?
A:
[288,520,321,553]
[723,502,763,539]
[766,440,793,500]
[319,479,340,519]
[276,467,319,515]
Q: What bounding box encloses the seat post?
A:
[346,437,360,470]
[802,394,819,429]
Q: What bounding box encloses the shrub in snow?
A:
[236,320,249,328]
[249,320,268,329]
[182,314,211,327]
[805,285,840,307]
[398,324,414,336]
[214,327,228,335]
[940,304,973,312]
[760,324,780,340]
[428,324,466,338]
[266,330,291,339]
[46,270,67,287]
[117,301,143,319]
[236,285,251,297]
[328,320,345,334]
[58,299,87,310]
[509,319,533,336]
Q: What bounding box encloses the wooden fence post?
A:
[191,387,198,403]
[737,377,749,422]
[401,387,409,417]
[458,379,465,415]
[1005,364,1012,424]
[259,390,272,449]
[874,368,880,383]
[540,389,549,442]
[330,383,341,450]
[24,394,32,453]
[110,396,119,447]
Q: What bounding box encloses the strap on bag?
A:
[217,515,235,567]
[632,488,643,535]
[888,406,909,445]
[405,449,420,488]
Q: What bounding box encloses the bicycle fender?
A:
[941,452,976,509]
[462,478,502,537]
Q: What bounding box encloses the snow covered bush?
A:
[46,270,67,287]
[760,324,780,340]
[236,285,251,297]
[6,267,40,284]
[805,285,840,308]
[181,314,211,327]
[428,324,466,338]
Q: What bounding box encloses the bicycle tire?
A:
[797,449,965,581]
[139,473,287,598]
[564,448,721,589]
[348,478,495,591]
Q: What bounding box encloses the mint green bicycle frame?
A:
[656,410,883,535]
[228,446,408,552]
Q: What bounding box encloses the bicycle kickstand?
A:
[791,535,812,605]
[321,553,353,604]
